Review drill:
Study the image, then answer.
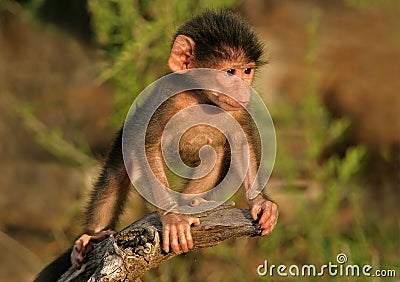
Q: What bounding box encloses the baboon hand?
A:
[249,197,278,236]
[161,213,200,254]
[71,229,115,269]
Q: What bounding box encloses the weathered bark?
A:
[58,203,261,282]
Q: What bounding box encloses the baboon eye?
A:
[226,69,235,75]
[244,68,252,74]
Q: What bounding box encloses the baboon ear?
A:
[168,35,195,72]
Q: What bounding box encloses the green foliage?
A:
[1,0,46,22]
[0,0,9,10]
[11,97,96,168]
[257,6,398,282]
[344,0,400,10]
[88,0,237,127]
[19,0,45,15]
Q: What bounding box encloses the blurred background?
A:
[0,0,398,281]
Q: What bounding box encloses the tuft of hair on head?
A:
[173,9,265,68]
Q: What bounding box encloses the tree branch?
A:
[58,203,261,282]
